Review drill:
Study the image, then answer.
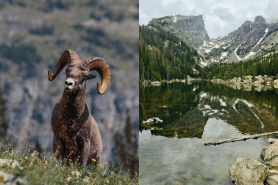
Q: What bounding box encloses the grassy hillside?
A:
[0,0,139,179]
[0,138,138,184]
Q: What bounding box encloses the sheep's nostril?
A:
[65,80,74,86]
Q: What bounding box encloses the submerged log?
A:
[204,131,278,146]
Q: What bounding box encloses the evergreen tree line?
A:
[202,51,278,80]
[139,25,201,81]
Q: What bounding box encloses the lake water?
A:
[139,81,278,185]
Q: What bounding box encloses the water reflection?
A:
[140,81,278,138]
[139,126,268,184]
[139,81,278,184]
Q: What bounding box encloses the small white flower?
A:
[71,171,81,178]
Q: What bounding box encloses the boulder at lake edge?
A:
[230,158,269,185]
[261,142,278,168]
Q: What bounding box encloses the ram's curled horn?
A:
[48,49,80,81]
[83,57,111,95]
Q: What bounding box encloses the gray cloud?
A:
[139,0,278,38]
[213,7,235,22]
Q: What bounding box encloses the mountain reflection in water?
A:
[140,81,278,138]
[139,81,278,184]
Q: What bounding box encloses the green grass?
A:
[0,138,138,185]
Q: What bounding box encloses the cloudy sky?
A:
[139,0,278,39]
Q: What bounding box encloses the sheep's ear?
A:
[82,71,96,80]
[87,74,97,80]
[82,71,89,77]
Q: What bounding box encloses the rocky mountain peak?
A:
[148,14,209,48]
[243,20,252,27]
[172,14,209,47]
[221,16,267,44]
[254,15,266,25]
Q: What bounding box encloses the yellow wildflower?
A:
[92,158,96,162]
[76,180,79,183]
[0,174,4,178]
[0,174,6,182]
[106,180,109,184]
[19,158,23,162]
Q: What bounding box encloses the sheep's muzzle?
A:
[65,78,75,92]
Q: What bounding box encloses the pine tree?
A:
[0,87,8,139]
[113,109,138,178]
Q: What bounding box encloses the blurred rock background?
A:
[0,0,139,176]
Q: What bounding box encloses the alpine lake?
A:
[139,80,278,185]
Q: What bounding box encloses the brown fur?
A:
[49,50,110,166]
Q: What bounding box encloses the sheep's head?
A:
[48,50,111,94]
[63,60,92,92]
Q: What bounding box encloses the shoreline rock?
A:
[212,75,277,86]
[211,75,278,91]
[230,138,278,184]
[230,158,268,185]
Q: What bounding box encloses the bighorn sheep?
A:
[48,49,110,166]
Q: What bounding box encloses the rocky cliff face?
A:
[172,15,210,47]
[148,14,209,48]
[221,20,253,42]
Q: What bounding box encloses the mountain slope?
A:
[198,16,278,64]
[139,23,203,81]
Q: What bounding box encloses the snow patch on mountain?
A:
[234,27,268,61]
[200,61,207,66]
[203,40,207,47]
[253,28,269,49]
[234,46,241,61]
[214,44,220,48]
[243,51,257,60]
[205,48,212,53]
[220,52,228,60]
[200,93,207,101]
[222,45,230,49]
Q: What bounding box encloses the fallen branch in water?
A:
[204,131,278,146]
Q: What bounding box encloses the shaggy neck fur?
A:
[60,88,86,120]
